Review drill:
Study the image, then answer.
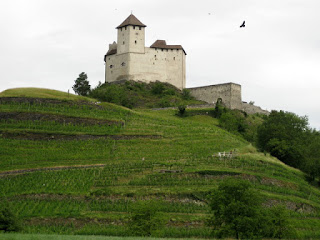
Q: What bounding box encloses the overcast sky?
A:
[0,0,319,129]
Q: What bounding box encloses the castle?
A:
[104,14,186,90]
[104,14,268,115]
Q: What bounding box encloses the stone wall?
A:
[188,83,242,109]
[241,102,269,115]
[105,47,186,90]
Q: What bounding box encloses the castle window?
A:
[123,41,125,45]
[154,55,156,58]
[121,28,122,32]
[133,26,135,29]
[173,57,175,60]
[139,27,141,30]
[135,40,137,44]
[171,49,173,52]
[121,62,126,66]
[108,58,110,60]
[125,26,127,30]
[109,65,113,68]
[161,49,163,52]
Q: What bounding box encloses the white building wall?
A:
[117,26,145,54]
[105,53,130,82]
[127,47,185,90]
[106,47,186,90]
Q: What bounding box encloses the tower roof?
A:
[116,14,146,29]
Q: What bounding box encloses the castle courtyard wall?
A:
[188,83,242,109]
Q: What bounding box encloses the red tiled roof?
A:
[117,14,146,29]
[150,40,187,55]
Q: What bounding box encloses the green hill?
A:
[1,88,320,238]
[0,88,94,102]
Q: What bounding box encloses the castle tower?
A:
[116,14,146,54]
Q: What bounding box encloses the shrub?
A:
[178,105,186,116]
[0,206,22,232]
[128,200,166,237]
[151,82,165,95]
[182,89,192,100]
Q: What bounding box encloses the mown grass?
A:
[0,233,208,240]
[0,88,94,101]
[1,89,320,238]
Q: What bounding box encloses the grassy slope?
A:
[0,88,94,102]
[0,234,198,240]
[1,88,320,238]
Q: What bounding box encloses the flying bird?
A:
[240,21,245,28]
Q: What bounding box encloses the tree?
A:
[128,200,165,237]
[0,206,22,232]
[257,110,309,168]
[302,130,320,182]
[267,205,296,239]
[207,178,265,239]
[72,72,90,96]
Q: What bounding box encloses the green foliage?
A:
[0,204,22,232]
[89,80,202,108]
[207,178,296,239]
[257,110,309,168]
[72,72,91,96]
[151,81,166,95]
[182,89,192,100]
[128,201,166,237]
[212,99,226,118]
[266,205,296,239]
[219,111,248,134]
[302,130,320,182]
[177,105,186,116]
[216,108,263,143]
[207,178,265,239]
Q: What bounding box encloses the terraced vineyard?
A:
[1,88,320,238]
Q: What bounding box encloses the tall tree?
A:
[257,110,309,168]
[72,72,90,96]
[208,178,264,239]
